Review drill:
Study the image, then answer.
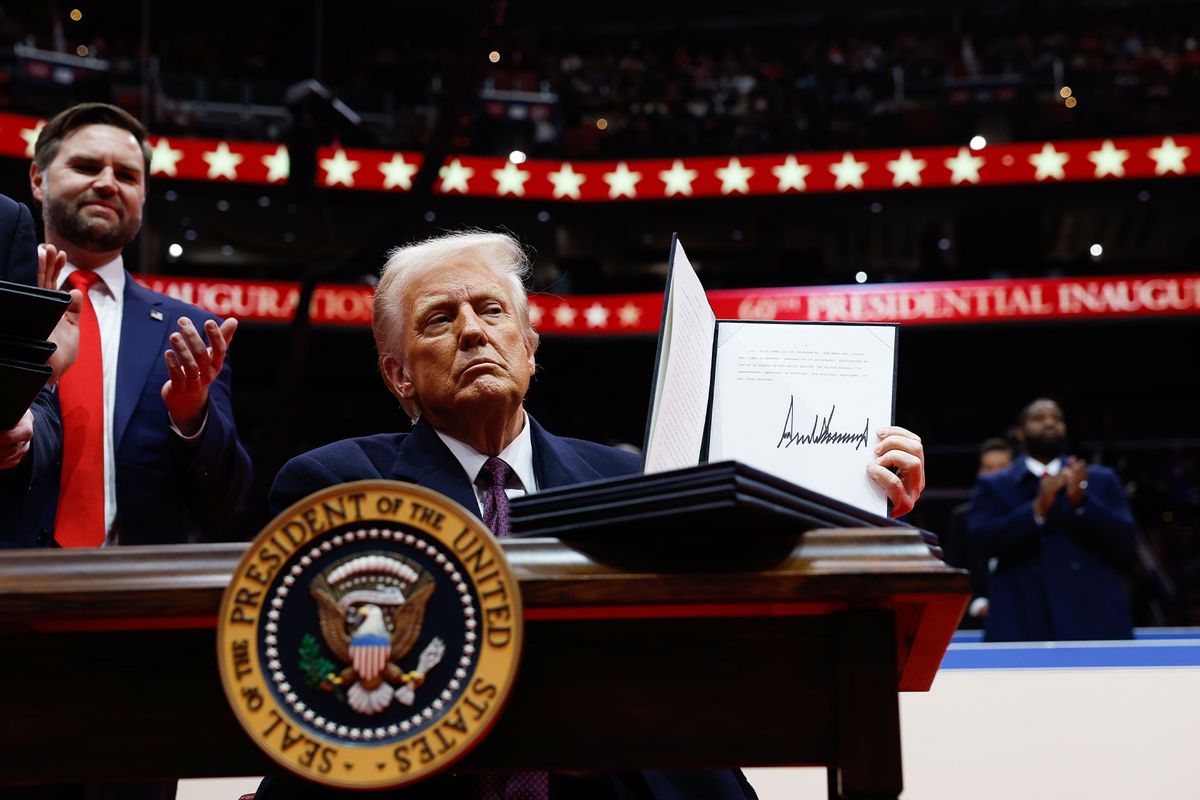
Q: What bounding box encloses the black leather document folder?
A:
[0,333,56,364]
[510,461,936,570]
[0,280,71,341]
[0,357,53,430]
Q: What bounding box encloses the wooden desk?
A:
[0,528,966,798]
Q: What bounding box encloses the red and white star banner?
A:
[2,110,1194,196]
[432,140,1198,198]
[137,272,1200,331]
[0,112,423,189]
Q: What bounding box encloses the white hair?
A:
[372,230,539,419]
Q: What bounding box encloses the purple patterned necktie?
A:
[475,457,549,800]
[480,457,513,538]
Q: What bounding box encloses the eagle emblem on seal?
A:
[309,551,446,715]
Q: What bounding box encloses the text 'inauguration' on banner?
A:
[137,273,1200,333]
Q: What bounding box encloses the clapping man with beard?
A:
[969,398,1138,641]
[4,102,252,551]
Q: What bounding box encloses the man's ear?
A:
[30,162,45,205]
[380,353,415,402]
[525,331,538,375]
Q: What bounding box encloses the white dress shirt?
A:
[435,412,539,515]
[1025,455,1062,477]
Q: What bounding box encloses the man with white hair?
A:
[269,230,641,521]
[272,230,926,518]
[264,229,926,799]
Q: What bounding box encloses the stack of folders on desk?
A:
[509,461,931,571]
[0,279,71,429]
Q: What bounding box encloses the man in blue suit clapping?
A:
[969,398,1137,642]
[4,103,253,549]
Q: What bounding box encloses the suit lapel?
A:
[386,419,481,515]
[1007,460,1039,500]
[529,415,608,490]
[114,275,169,453]
[385,415,608,515]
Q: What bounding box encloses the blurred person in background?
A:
[942,436,1014,628]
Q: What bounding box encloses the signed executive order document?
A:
[707,321,897,516]
[642,236,899,516]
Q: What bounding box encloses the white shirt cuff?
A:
[169,407,208,441]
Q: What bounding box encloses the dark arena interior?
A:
[5,1,1200,797]
[3,0,1197,624]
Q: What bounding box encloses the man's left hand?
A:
[867,425,926,518]
[161,316,238,436]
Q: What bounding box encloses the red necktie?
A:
[55,270,106,548]
[476,458,549,800]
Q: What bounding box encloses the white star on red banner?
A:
[887,149,926,187]
[548,163,587,199]
[584,303,610,328]
[716,157,754,194]
[772,156,811,192]
[1149,136,1190,175]
[203,142,243,180]
[492,161,531,196]
[19,121,44,157]
[604,162,641,199]
[320,149,360,187]
[262,146,290,183]
[1088,140,1129,178]
[438,159,474,193]
[1029,143,1069,181]
[527,303,545,327]
[553,304,577,327]
[945,147,985,185]
[150,138,185,177]
[830,152,869,190]
[659,160,698,196]
[379,153,418,190]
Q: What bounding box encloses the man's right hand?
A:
[0,409,34,470]
[38,244,81,381]
[1033,471,1068,518]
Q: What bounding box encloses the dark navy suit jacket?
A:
[270,415,640,516]
[263,416,757,800]
[0,193,37,284]
[968,458,1137,642]
[2,272,253,547]
[0,194,62,545]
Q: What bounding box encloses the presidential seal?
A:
[217,480,523,790]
